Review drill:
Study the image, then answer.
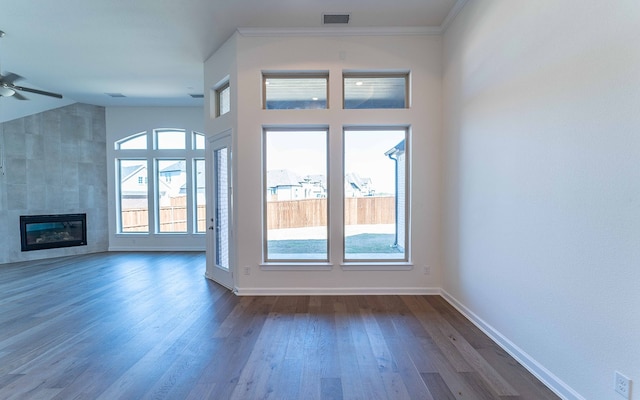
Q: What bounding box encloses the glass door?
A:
[205,132,233,289]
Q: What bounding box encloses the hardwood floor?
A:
[0,252,559,400]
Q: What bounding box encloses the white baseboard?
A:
[439,289,584,400]
[234,287,441,296]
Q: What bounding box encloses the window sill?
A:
[260,262,333,271]
[341,262,413,271]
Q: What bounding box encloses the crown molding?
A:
[440,0,469,33]
[237,26,441,38]
[238,0,469,38]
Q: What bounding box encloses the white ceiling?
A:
[0,0,464,122]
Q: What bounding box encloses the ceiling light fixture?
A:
[0,86,15,97]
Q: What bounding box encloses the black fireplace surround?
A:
[20,214,87,252]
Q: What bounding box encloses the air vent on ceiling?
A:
[323,13,350,25]
[189,93,204,98]
[105,92,126,98]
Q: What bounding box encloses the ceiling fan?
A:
[0,72,63,100]
[0,29,62,100]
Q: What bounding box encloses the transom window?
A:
[263,73,329,110]
[115,131,147,149]
[156,129,186,149]
[343,73,409,109]
[216,82,230,117]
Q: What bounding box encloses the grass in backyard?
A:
[267,233,401,254]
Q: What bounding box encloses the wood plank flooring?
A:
[0,252,559,399]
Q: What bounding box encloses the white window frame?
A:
[260,126,412,269]
[215,81,231,117]
[343,72,410,109]
[262,127,330,264]
[262,72,329,110]
[342,127,410,264]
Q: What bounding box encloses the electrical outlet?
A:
[243,266,250,276]
[614,371,631,399]
[423,265,431,275]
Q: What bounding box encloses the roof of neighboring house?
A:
[180,180,205,192]
[120,164,146,182]
[345,172,373,191]
[385,139,406,157]
[303,174,327,189]
[159,160,186,174]
[267,169,302,189]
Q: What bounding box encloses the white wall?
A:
[442,1,640,399]
[106,106,205,251]
[205,32,443,294]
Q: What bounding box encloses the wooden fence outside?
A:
[267,196,395,229]
[122,196,394,232]
[121,204,206,232]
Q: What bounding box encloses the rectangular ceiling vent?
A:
[323,13,350,25]
[189,93,204,98]
[105,92,126,98]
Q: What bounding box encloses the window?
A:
[156,129,186,149]
[344,128,408,261]
[194,158,206,233]
[114,129,205,235]
[259,71,412,266]
[118,159,149,232]
[263,128,328,261]
[213,146,230,267]
[156,159,187,233]
[216,82,230,117]
[343,73,408,109]
[263,73,328,110]
[116,131,147,150]
[193,132,205,150]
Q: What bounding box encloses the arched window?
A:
[114,129,206,234]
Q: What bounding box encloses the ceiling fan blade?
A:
[1,72,24,85]
[13,91,29,100]
[14,85,63,99]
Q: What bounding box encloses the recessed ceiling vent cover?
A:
[189,93,204,98]
[323,13,350,25]
[105,93,126,98]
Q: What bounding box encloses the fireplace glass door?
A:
[20,214,87,251]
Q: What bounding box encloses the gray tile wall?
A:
[0,103,108,264]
